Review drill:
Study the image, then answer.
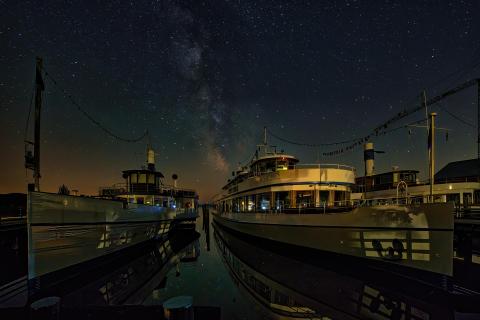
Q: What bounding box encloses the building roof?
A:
[435,158,480,180]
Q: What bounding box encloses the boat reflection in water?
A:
[213,222,473,320]
[29,231,200,305]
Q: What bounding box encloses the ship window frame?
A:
[131,173,138,184]
[148,173,155,184]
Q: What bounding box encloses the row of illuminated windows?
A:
[127,173,159,185]
[220,190,350,212]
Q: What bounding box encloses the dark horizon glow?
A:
[0,1,479,201]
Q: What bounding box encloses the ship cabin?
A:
[217,144,356,214]
[353,169,420,193]
[351,159,480,208]
[99,148,197,210]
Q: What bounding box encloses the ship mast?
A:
[33,57,44,191]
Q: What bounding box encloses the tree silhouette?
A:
[58,184,70,195]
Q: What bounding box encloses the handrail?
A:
[353,176,480,193]
[247,163,356,177]
[98,185,197,198]
[99,184,196,193]
[294,163,356,171]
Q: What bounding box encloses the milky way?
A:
[0,1,479,199]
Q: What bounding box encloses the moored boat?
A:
[212,130,454,276]
[22,58,199,281]
[350,144,480,215]
[28,148,198,280]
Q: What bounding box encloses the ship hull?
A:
[212,203,454,276]
[27,192,197,279]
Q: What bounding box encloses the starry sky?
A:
[0,1,479,201]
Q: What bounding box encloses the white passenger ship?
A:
[28,148,198,280]
[213,131,454,276]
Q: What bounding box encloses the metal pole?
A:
[34,57,44,192]
[429,112,437,203]
[422,90,428,125]
[421,90,430,201]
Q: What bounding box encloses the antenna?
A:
[263,126,267,145]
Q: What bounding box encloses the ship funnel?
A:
[364,142,374,176]
[147,148,155,171]
[172,174,178,188]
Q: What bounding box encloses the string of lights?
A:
[43,69,148,143]
[268,78,479,157]
[267,129,359,147]
[332,120,430,155]
[268,118,424,156]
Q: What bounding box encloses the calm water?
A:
[1,209,480,319]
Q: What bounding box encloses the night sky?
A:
[1,1,479,200]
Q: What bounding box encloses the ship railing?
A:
[217,198,479,217]
[98,183,128,196]
[234,198,424,214]
[352,198,409,207]
[293,163,356,171]
[98,183,197,198]
[244,163,356,179]
[354,176,480,193]
[162,184,197,194]
[223,200,354,215]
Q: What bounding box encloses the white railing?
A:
[294,163,356,172]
